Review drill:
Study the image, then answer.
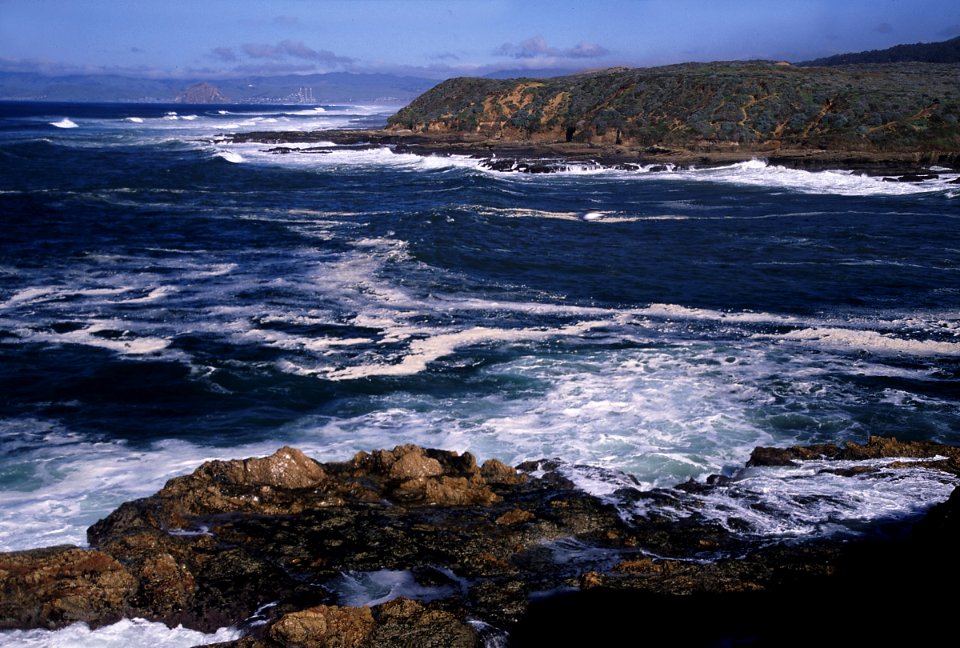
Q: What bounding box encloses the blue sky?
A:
[1,0,958,79]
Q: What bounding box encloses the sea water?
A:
[1,100,959,645]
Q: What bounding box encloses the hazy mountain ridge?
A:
[0,71,436,104]
[387,61,960,152]
[800,35,960,66]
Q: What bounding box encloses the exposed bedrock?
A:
[1,438,958,646]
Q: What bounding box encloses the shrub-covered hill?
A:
[386,62,960,152]
[800,36,960,67]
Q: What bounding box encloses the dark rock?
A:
[3,438,960,643]
[748,435,960,473]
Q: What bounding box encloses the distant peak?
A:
[175,82,228,104]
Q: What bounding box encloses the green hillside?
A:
[387,62,960,152]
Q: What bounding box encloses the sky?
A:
[1,0,959,80]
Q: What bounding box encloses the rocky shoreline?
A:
[2,437,959,646]
[225,128,960,179]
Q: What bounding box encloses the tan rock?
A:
[371,598,479,647]
[480,458,526,484]
[223,446,327,489]
[268,604,375,648]
[0,547,136,629]
[615,557,672,574]
[423,476,499,506]
[138,552,195,612]
[495,509,535,526]
[388,449,443,480]
[580,571,603,589]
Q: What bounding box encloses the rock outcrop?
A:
[385,62,960,156]
[0,547,137,630]
[176,82,228,104]
[2,438,959,646]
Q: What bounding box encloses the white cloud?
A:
[495,36,610,59]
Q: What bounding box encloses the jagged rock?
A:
[216,598,478,648]
[0,547,137,630]
[386,447,444,479]
[268,604,375,647]
[201,446,328,489]
[368,598,478,648]
[138,552,196,614]
[2,439,959,644]
[495,509,535,526]
[480,458,526,485]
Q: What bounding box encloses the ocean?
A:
[1,101,959,645]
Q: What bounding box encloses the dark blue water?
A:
[1,101,959,555]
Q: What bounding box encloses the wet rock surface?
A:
[1,438,958,646]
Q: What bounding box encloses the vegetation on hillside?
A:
[387,62,960,151]
[800,36,960,66]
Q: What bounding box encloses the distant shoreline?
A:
[228,128,960,176]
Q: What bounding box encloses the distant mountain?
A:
[388,61,960,153]
[0,71,436,104]
[210,73,436,104]
[0,72,182,102]
[175,82,228,104]
[799,36,960,66]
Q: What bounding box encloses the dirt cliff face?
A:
[387,62,960,152]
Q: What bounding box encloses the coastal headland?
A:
[2,438,959,646]
[229,61,960,174]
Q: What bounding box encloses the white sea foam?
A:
[14,320,171,356]
[49,118,78,129]
[289,107,327,116]
[664,458,960,538]
[123,117,144,123]
[325,320,608,380]
[667,159,959,196]
[119,286,176,303]
[0,618,240,648]
[2,286,59,307]
[0,422,350,551]
[215,150,244,163]
[332,569,463,607]
[221,143,957,197]
[760,326,960,357]
[1,157,956,556]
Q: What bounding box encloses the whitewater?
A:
[1,100,959,645]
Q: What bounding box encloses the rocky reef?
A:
[2,437,960,646]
